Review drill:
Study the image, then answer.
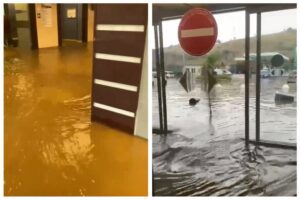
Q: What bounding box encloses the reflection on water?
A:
[38,96,94,172]
[4,45,147,196]
[153,76,296,196]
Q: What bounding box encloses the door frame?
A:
[4,3,38,49]
[57,3,88,46]
[28,4,38,49]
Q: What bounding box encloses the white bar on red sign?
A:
[181,27,214,38]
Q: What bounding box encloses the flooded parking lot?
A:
[153,75,296,196]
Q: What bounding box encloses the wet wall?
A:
[87,5,94,42]
[34,3,94,48]
[35,4,59,48]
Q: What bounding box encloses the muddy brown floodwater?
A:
[4,43,147,196]
[153,76,296,196]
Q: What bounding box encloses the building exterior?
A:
[234,52,290,73]
[182,65,203,77]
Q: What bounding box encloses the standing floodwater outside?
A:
[152,4,297,196]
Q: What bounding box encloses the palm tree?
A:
[201,54,219,123]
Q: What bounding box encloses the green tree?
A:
[201,53,219,123]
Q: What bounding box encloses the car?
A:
[287,70,297,83]
[261,67,272,78]
[165,71,175,78]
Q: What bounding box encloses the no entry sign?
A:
[178,8,218,56]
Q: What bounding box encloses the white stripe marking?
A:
[95,53,141,64]
[93,102,135,118]
[94,79,137,92]
[181,27,214,38]
[96,24,144,32]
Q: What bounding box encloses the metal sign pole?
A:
[245,9,250,147]
[158,21,168,134]
[256,12,261,143]
[154,24,164,134]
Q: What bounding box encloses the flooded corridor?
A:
[4,43,147,196]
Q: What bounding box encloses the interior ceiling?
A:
[153,3,296,24]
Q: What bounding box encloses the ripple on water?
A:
[153,77,296,196]
[153,137,296,196]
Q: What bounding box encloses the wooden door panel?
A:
[94,31,145,57]
[91,4,147,134]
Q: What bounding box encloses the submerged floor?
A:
[4,43,148,196]
[153,77,296,196]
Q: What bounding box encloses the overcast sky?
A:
[152,8,297,48]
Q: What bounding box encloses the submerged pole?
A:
[245,10,250,147]
[154,25,164,134]
[256,12,261,143]
[158,21,168,134]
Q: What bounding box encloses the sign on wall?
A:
[41,4,52,27]
[67,8,76,18]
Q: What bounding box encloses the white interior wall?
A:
[134,32,148,139]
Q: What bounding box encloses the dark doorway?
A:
[58,4,88,45]
[4,4,18,47]
[4,3,37,49]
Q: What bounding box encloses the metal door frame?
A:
[153,4,296,149]
[245,5,296,149]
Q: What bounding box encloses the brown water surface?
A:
[4,43,147,196]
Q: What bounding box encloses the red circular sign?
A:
[178,8,218,56]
